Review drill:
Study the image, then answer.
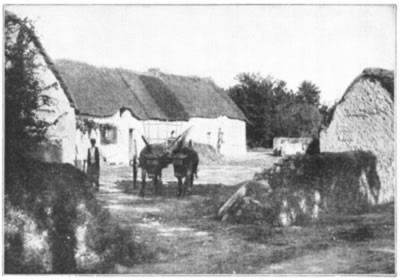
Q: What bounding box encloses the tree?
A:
[296,81,321,107]
[5,13,80,273]
[319,102,337,130]
[229,74,324,148]
[5,11,57,213]
[229,73,285,147]
[5,12,51,162]
[279,103,322,138]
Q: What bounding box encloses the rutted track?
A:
[94,152,394,274]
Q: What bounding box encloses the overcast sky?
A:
[7,5,395,105]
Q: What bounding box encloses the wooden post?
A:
[217,180,272,221]
[217,182,249,219]
[131,156,138,189]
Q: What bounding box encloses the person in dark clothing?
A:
[87,138,100,190]
[306,137,320,155]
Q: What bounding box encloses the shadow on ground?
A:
[96,156,394,274]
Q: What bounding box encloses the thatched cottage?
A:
[320,68,394,203]
[55,60,246,165]
[6,13,77,164]
[154,70,247,156]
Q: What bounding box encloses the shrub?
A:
[261,150,381,217]
[4,155,139,273]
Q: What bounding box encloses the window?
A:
[100,124,117,145]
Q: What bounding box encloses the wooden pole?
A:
[217,182,249,219]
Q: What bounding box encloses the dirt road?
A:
[95,151,394,274]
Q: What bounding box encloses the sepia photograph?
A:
[3,3,396,275]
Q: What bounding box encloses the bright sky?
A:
[7,5,395,105]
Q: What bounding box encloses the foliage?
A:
[228,73,329,148]
[4,156,139,273]
[5,12,53,161]
[4,12,142,274]
[319,102,337,129]
[76,117,117,144]
[4,199,52,273]
[275,103,322,138]
[296,81,321,107]
[5,156,90,273]
[99,123,118,144]
[258,151,381,215]
[76,117,99,134]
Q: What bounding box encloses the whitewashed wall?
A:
[76,113,246,165]
[33,55,76,164]
[187,116,246,156]
[76,110,146,165]
[142,120,186,144]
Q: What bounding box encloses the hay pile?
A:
[320,68,394,203]
[218,151,381,226]
[192,142,223,164]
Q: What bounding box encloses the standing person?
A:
[217,128,224,155]
[168,130,176,146]
[87,138,100,190]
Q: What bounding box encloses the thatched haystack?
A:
[320,68,394,203]
[218,151,381,226]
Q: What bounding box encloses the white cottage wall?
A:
[76,111,146,166]
[187,117,246,156]
[187,117,219,148]
[142,120,187,144]
[33,56,76,164]
[218,116,246,156]
[120,110,146,162]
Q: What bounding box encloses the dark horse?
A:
[133,128,199,198]
[135,136,176,197]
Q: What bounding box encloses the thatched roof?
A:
[5,12,77,109]
[324,67,394,127]
[56,60,151,118]
[55,59,246,121]
[155,72,246,120]
[340,67,394,104]
[117,69,167,119]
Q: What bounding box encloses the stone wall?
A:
[273,137,313,156]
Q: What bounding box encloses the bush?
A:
[4,199,52,273]
[4,155,139,273]
[259,150,381,218]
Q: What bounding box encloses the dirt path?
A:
[94,152,395,274]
